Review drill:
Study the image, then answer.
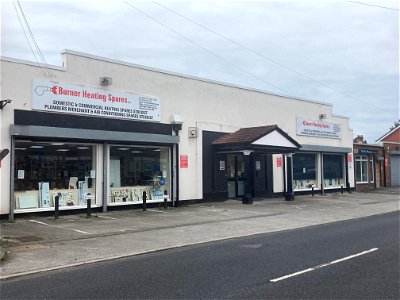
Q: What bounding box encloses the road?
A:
[1,211,399,299]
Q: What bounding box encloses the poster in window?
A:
[219,161,225,171]
[276,156,283,168]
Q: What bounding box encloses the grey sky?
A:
[1,0,399,142]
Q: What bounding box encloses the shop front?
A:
[353,144,384,190]
[7,77,178,219]
[1,50,356,218]
[211,125,301,202]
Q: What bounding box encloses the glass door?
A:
[226,154,245,198]
[227,155,236,198]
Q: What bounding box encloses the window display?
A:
[109,146,170,204]
[293,153,317,190]
[323,154,344,188]
[14,141,97,210]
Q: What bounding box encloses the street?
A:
[1,211,399,299]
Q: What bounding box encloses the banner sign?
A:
[32,79,160,122]
[180,155,188,168]
[296,118,341,139]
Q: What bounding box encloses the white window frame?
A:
[355,155,369,183]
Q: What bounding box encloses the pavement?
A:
[0,187,399,280]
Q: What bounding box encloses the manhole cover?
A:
[16,235,43,242]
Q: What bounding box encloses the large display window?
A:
[293,153,318,190]
[14,141,97,211]
[109,146,170,204]
[323,154,345,188]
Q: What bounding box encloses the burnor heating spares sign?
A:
[32,79,161,122]
[296,118,342,139]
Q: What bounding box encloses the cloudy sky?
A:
[1,0,399,142]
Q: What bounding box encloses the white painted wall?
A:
[0,50,354,213]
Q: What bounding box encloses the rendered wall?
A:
[1,50,354,213]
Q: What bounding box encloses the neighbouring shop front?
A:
[353,143,384,190]
[8,78,178,217]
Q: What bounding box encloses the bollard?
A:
[86,198,91,217]
[163,190,168,209]
[320,183,324,195]
[347,182,351,193]
[55,193,60,220]
[311,185,314,197]
[341,185,343,194]
[142,191,147,211]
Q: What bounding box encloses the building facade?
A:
[353,135,385,191]
[0,50,355,218]
[376,126,400,186]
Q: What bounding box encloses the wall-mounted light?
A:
[0,99,12,109]
[100,77,112,86]
[171,114,183,132]
[319,114,327,120]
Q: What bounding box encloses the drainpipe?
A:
[9,137,15,222]
[172,123,182,207]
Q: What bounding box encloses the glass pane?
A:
[109,146,170,203]
[355,160,362,182]
[369,159,374,182]
[293,153,317,189]
[227,155,235,180]
[293,154,316,180]
[361,161,368,182]
[14,141,96,209]
[237,155,245,180]
[323,154,344,187]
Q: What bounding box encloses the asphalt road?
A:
[1,211,399,299]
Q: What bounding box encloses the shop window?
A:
[323,154,344,187]
[293,153,317,189]
[369,157,374,182]
[109,146,170,204]
[355,155,368,183]
[14,141,97,210]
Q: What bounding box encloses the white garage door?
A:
[390,155,400,186]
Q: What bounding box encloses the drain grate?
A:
[15,235,43,242]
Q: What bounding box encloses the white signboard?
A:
[32,79,160,122]
[296,118,342,139]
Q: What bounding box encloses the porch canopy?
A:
[212,125,301,153]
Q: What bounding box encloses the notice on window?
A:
[32,79,161,122]
[219,161,225,171]
[276,156,283,168]
[180,155,188,168]
[17,170,25,179]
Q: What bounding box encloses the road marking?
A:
[29,220,90,234]
[29,220,49,226]
[270,247,379,283]
[73,229,90,234]
[148,209,167,213]
[97,215,117,220]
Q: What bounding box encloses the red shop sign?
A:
[180,155,188,168]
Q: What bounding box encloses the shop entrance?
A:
[226,154,245,198]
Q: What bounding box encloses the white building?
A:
[0,50,355,218]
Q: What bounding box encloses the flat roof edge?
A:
[0,56,65,71]
[61,49,336,109]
